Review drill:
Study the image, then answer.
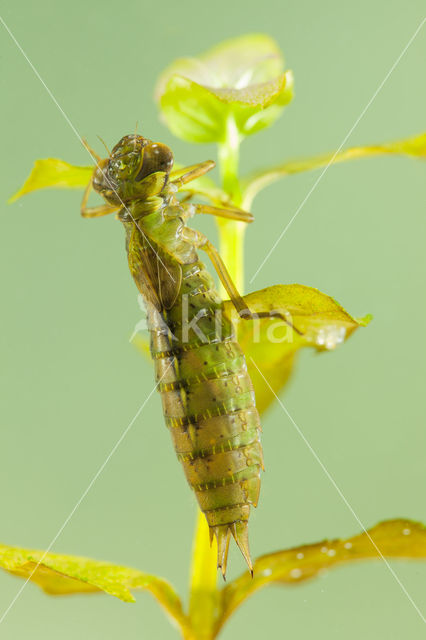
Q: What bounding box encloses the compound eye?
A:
[91,159,110,192]
[135,143,174,181]
[109,151,142,181]
[92,172,103,189]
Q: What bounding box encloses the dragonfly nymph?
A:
[82,134,291,576]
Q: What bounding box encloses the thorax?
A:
[121,191,197,266]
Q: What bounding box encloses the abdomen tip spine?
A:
[212,520,253,577]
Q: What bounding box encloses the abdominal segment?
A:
[148,261,263,575]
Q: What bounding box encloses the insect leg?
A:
[170,160,216,188]
[182,227,302,334]
[182,228,248,312]
[80,179,121,218]
[192,203,254,223]
[178,192,194,204]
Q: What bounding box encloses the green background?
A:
[0,0,425,638]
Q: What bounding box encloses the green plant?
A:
[5,34,426,639]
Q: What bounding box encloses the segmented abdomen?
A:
[147,260,263,573]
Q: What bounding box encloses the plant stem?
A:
[216,217,246,293]
[188,512,219,639]
[217,116,246,293]
[187,115,246,640]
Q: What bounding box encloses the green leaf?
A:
[242,131,426,207]
[0,542,187,629]
[224,285,371,414]
[156,34,293,144]
[9,159,93,203]
[217,519,426,634]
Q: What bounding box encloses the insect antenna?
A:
[81,138,102,164]
[96,135,111,157]
[133,121,139,150]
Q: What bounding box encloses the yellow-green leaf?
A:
[9,159,93,203]
[217,519,426,634]
[131,333,151,358]
[242,131,426,207]
[198,33,284,86]
[224,284,371,413]
[231,71,293,137]
[156,34,293,143]
[159,73,293,144]
[0,543,187,630]
[155,34,285,102]
[202,73,291,108]
[160,76,227,143]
